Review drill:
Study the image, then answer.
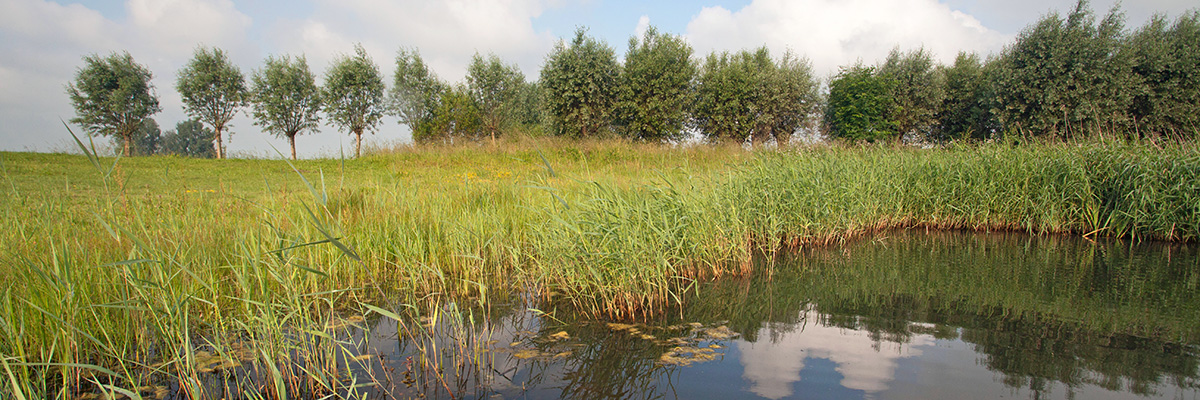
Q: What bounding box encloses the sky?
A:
[0,0,1195,157]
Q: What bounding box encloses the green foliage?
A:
[323,44,386,157]
[108,118,161,156]
[879,47,945,141]
[992,0,1134,138]
[512,81,545,131]
[176,46,247,159]
[540,28,621,138]
[754,51,820,143]
[250,54,321,159]
[160,119,216,158]
[825,64,896,141]
[934,52,998,142]
[616,26,696,141]
[692,51,757,141]
[1126,11,1200,139]
[421,85,483,143]
[693,47,819,143]
[66,51,161,157]
[467,53,525,142]
[390,48,446,141]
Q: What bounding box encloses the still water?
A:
[352,231,1200,399]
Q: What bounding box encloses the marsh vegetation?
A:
[1,137,1198,398]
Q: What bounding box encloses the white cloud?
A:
[634,15,650,39]
[685,0,1012,77]
[271,0,558,81]
[252,0,558,150]
[126,0,253,59]
[0,0,259,152]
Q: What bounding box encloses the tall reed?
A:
[1,137,1196,397]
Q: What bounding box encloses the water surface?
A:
[354,231,1200,399]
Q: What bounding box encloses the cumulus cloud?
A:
[269,0,557,81]
[254,0,557,148]
[127,0,253,59]
[634,15,650,39]
[0,0,256,152]
[685,0,1012,77]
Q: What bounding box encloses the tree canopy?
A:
[825,64,896,142]
[541,28,621,138]
[250,55,321,160]
[693,47,819,143]
[390,48,445,142]
[992,1,1133,139]
[67,51,161,157]
[60,1,1200,151]
[1126,11,1200,139]
[879,47,944,142]
[323,44,386,157]
[176,46,248,159]
[161,119,217,158]
[467,52,525,143]
[935,52,996,142]
[616,26,696,141]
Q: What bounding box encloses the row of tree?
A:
[68,1,1199,159]
[116,119,217,158]
[69,45,385,159]
[392,26,820,144]
[829,3,1200,142]
[396,2,1198,145]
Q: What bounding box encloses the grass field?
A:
[1,137,1197,398]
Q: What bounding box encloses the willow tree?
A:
[693,47,819,143]
[1126,11,1200,139]
[467,52,524,143]
[992,0,1133,138]
[879,47,945,142]
[389,48,444,141]
[935,52,997,142]
[66,51,161,157]
[176,47,247,159]
[323,44,386,157]
[541,28,620,137]
[161,119,216,158]
[250,55,321,160]
[617,26,696,141]
[825,64,896,142]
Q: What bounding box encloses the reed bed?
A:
[0,137,1196,398]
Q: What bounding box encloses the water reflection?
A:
[350,230,1200,399]
[739,307,932,399]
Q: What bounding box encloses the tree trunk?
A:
[122,132,132,157]
[354,129,363,158]
[214,126,224,159]
[288,134,296,160]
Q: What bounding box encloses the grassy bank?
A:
[0,138,1196,397]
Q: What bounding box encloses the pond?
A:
[338,230,1200,399]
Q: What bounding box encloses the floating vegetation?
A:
[192,350,242,373]
[658,346,717,366]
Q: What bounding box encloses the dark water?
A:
[352,231,1200,399]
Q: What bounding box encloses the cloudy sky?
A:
[0,0,1194,157]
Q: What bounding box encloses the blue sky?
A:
[1,0,1195,157]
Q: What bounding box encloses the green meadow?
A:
[1,138,1197,398]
